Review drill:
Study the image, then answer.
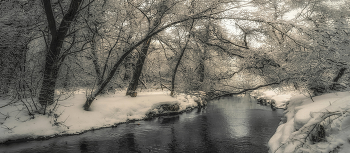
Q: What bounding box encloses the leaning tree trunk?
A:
[170,37,191,96]
[126,38,152,97]
[330,67,347,90]
[333,67,347,83]
[170,20,194,97]
[39,0,82,106]
[170,43,188,97]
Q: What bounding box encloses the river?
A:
[0,95,283,153]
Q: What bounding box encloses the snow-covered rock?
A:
[252,90,294,109]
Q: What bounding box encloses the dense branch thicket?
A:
[1,0,349,112]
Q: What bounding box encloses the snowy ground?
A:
[266,91,350,153]
[0,90,201,143]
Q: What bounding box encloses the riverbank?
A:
[0,94,283,153]
[0,91,202,143]
[267,91,350,153]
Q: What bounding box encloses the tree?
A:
[83,0,240,110]
[170,19,195,96]
[126,38,152,97]
[250,0,350,95]
[193,0,350,97]
[39,0,84,106]
[126,0,175,97]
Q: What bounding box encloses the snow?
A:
[251,90,295,109]
[0,91,200,143]
[268,91,350,153]
[3,88,350,152]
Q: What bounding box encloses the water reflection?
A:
[159,116,180,124]
[117,133,140,153]
[79,140,89,152]
[0,96,283,153]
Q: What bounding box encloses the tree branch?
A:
[210,79,289,99]
[42,0,57,38]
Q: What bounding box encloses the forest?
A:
[2,0,349,113]
[1,0,350,152]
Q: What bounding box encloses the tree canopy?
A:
[1,0,349,112]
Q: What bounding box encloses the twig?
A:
[307,90,314,102]
[1,125,16,132]
[0,112,10,120]
[161,84,171,91]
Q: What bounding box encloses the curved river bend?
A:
[0,96,283,153]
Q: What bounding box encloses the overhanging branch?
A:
[209,78,289,99]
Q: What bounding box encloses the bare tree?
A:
[126,0,174,97]
[170,19,195,96]
[83,0,234,110]
[39,0,84,106]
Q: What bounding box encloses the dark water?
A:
[0,96,283,153]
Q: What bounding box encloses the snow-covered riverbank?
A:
[0,91,202,143]
[267,91,350,153]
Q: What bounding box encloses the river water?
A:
[0,96,283,153]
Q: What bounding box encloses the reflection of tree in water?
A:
[247,109,283,151]
[78,133,141,153]
[79,140,89,152]
[199,116,218,153]
[159,116,179,124]
[168,126,178,153]
[166,114,219,153]
[79,139,101,153]
[117,133,141,153]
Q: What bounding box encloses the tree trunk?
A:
[126,38,152,96]
[198,24,209,90]
[63,67,69,89]
[170,38,192,96]
[90,39,103,85]
[39,0,82,106]
[83,96,95,111]
[123,54,134,81]
[170,20,194,96]
[170,44,187,97]
[39,27,61,105]
[39,63,58,105]
[330,67,347,91]
[198,55,205,83]
[333,67,347,83]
